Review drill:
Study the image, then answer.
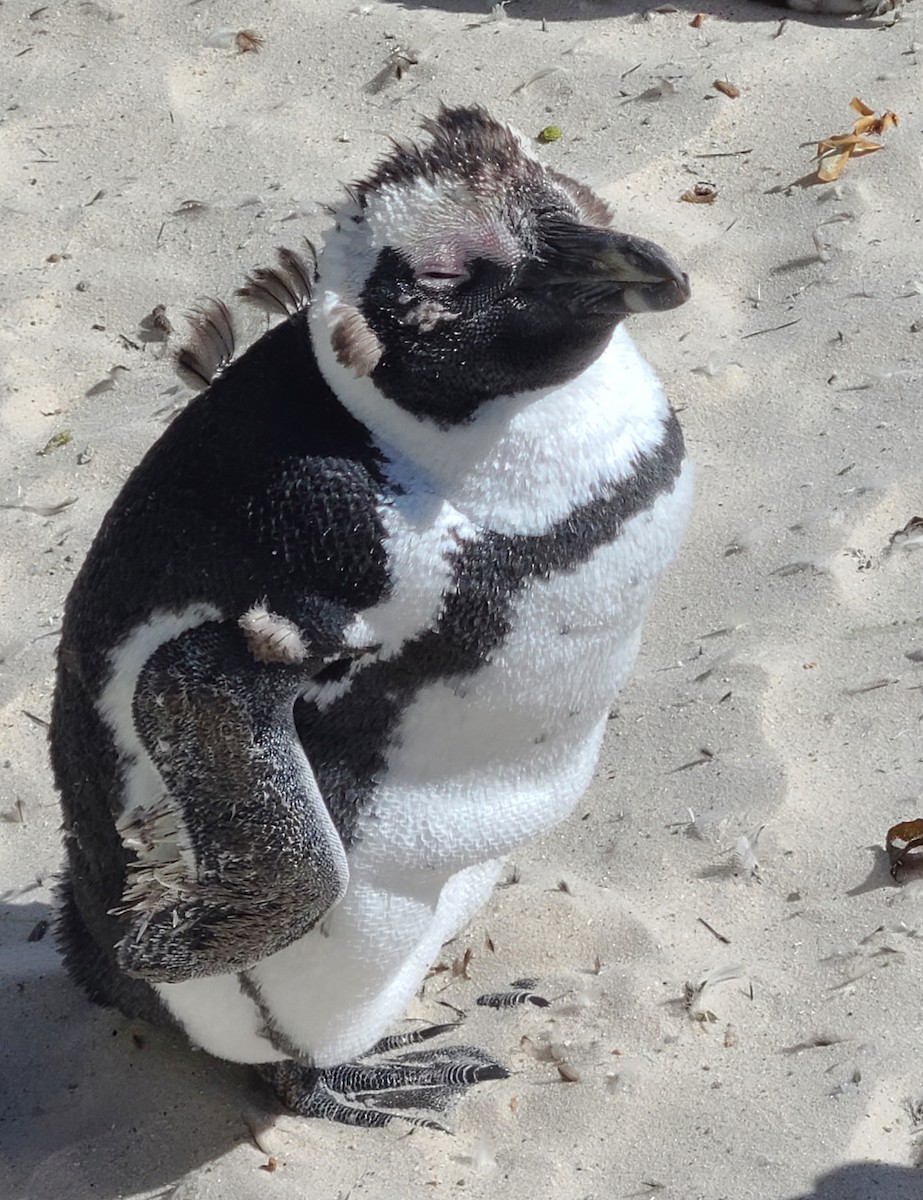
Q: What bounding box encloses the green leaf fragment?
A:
[38,430,73,455]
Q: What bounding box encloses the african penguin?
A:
[51,106,692,1128]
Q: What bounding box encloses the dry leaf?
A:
[690,12,706,26]
[681,182,718,204]
[714,79,740,99]
[819,134,884,152]
[854,111,899,136]
[816,144,854,183]
[886,818,923,879]
[817,135,882,181]
[816,99,899,182]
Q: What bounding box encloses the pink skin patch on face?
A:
[409,220,521,284]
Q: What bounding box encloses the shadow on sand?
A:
[0,899,274,1200]
[377,0,890,27]
[788,1161,923,1199]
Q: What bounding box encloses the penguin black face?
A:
[314,106,689,428]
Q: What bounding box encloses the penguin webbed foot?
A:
[259,1024,508,1132]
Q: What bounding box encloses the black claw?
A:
[473,1062,510,1082]
[370,1022,459,1054]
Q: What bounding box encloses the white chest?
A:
[361,462,693,873]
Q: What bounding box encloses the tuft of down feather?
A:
[111,794,196,920]
[174,298,236,389]
[237,242,316,318]
[239,602,310,664]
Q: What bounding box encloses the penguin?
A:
[51,106,692,1129]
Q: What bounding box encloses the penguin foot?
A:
[258,1024,508,1131]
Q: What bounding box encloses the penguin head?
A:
[312,105,689,429]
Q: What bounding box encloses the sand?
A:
[1,1,922,1197]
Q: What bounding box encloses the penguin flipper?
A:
[114,620,349,984]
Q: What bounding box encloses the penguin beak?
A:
[533,221,690,316]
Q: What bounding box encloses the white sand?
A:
[2,2,922,1198]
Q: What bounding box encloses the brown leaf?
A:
[713,79,740,99]
[681,182,718,204]
[855,111,900,136]
[886,818,923,879]
[817,135,882,182]
[816,100,899,182]
[818,134,882,152]
[690,11,706,26]
[816,144,854,182]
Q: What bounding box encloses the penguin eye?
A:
[416,267,470,288]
